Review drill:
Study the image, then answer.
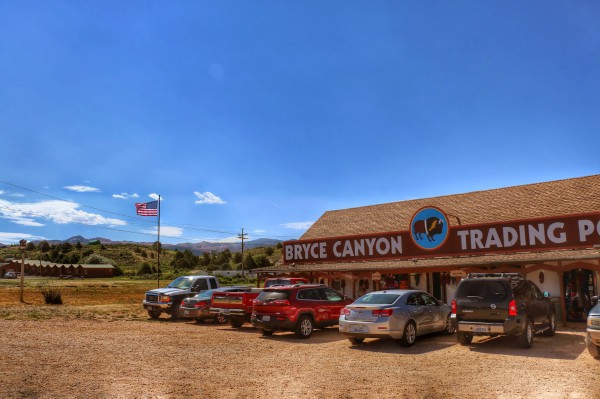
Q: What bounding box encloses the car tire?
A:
[586,336,600,359]
[261,329,274,336]
[229,317,244,328]
[517,319,534,349]
[398,321,417,347]
[543,313,556,337]
[170,303,181,321]
[295,315,314,339]
[196,318,204,323]
[148,310,161,320]
[348,337,364,345]
[457,331,473,345]
[444,315,455,334]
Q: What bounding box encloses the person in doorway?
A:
[358,280,366,297]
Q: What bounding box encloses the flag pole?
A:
[157,195,161,288]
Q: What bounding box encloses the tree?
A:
[75,241,83,250]
[265,247,274,256]
[244,254,257,270]
[26,242,36,251]
[276,242,283,249]
[39,240,51,254]
[232,252,243,264]
[253,254,270,268]
[61,242,72,253]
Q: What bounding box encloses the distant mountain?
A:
[30,236,283,255]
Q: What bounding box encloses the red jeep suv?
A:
[251,284,352,338]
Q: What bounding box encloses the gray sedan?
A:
[339,289,455,346]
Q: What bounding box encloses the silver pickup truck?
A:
[143,275,220,320]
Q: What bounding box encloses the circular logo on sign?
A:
[410,206,450,251]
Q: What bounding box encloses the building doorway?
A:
[564,269,597,322]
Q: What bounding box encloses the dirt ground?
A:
[1,314,599,399]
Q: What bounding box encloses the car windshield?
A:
[353,293,400,305]
[456,280,509,301]
[265,279,293,287]
[194,290,215,299]
[256,290,290,302]
[166,277,194,289]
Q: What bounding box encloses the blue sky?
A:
[1,1,599,245]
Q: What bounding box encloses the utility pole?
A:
[238,228,248,277]
[19,239,26,303]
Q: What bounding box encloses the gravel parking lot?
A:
[0,318,598,399]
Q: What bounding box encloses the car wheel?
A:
[457,331,473,345]
[196,318,204,323]
[229,317,244,328]
[261,329,274,336]
[348,337,364,345]
[148,310,161,320]
[214,314,228,324]
[398,321,417,347]
[295,315,314,339]
[444,315,455,334]
[586,336,600,359]
[517,319,534,349]
[543,313,556,337]
[170,303,181,321]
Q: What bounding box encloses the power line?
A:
[0,180,300,241]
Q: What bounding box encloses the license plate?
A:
[220,309,230,315]
[349,324,367,333]
[183,310,189,316]
[262,315,270,321]
[473,326,489,333]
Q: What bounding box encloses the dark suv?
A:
[251,284,352,338]
[451,273,555,348]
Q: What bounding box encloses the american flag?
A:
[135,201,158,216]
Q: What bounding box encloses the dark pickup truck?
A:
[209,288,263,327]
[143,275,220,320]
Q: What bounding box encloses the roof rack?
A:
[467,273,526,289]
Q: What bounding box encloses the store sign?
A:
[282,210,600,265]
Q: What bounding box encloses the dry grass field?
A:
[1,277,599,399]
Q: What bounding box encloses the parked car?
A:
[209,287,263,327]
[251,284,352,338]
[4,271,17,279]
[143,275,220,320]
[451,273,555,348]
[180,286,253,323]
[339,290,454,346]
[264,277,309,287]
[586,302,600,359]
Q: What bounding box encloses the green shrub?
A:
[41,287,63,305]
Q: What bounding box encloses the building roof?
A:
[257,174,600,274]
[18,259,115,269]
[300,174,600,240]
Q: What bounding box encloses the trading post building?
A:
[256,174,600,325]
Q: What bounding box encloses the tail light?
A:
[451,299,457,314]
[372,308,393,317]
[340,308,350,316]
[194,301,208,309]
[508,299,518,316]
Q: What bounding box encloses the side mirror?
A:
[592,296,598,306]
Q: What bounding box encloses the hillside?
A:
[0,239,283,277]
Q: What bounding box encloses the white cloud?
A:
[64,185,100,193]
[281,221,314,230]
[253,229,267,234]
[11,193,25,197]
[200,236,241,243]
[142,226,183,238]
[113,192,139,200]
[0,232,46,244]
[194,191,226,205]
[0,199,126,227]
[0,190,4,195]
[149,193,161,201]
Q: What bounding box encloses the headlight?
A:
[160,295,171,303]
